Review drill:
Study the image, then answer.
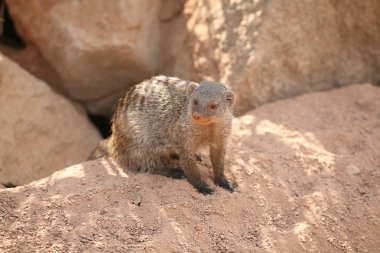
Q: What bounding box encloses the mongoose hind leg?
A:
[146,150,185,179]
[153,168,186,179]
[87,137,113,160]
[166,169,186,179]
[158,151,185,179]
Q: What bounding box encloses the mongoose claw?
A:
[192,181,214,195]
[198,186,214,195]
[215,178,235,193]
[168,169,186,179]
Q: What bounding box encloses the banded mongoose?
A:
[90,76,235,194]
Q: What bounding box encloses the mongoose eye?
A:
[209,104,217,110]
[193,99,198,106]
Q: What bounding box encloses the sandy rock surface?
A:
[1,84,379,252]
[185,0,380,114]
[0,54,101,186]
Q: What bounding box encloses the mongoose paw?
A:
[168,169,186,179]
[192,181,214,195]
[197,185,214,195]
[215,178,235,193]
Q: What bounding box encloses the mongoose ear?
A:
[225,90,235,107]
[187,82,198,95]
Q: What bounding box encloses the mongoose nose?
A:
[192,113,202,121]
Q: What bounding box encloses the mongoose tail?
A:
[87,136,113,160]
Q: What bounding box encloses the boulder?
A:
[6,0,162,114]
[1,84,379,252]
[0,53,101,186]
[184,0,380,114]
[6,0,380,116]
[158,0,196,82]
[0,44,65,95]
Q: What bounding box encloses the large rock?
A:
[6,0,380,116]
[0,45,65,95]
[0,53,101,186]
[6,0,162,114]
[158,0,196,81]
[1,84,379,252]
[185,0,380,114]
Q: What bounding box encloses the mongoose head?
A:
[187,81,235,125]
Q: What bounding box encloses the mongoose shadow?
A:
[88,76,236,194]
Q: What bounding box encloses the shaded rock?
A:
[0,53,101,186]
[158,0,196,82]
[84,88,128,117]
[132,193,143,206]
[184,0,380,114]
[6,0,195,116]
[1,84,379,252]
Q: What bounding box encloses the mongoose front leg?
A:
[210,145,234,192]
[181,152,214,194]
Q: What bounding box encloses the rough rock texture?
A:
[158,0,195,81]
[185,0,380,114]
[0,45,65,95]
[0,53,101,186]
[1,84,379,252]
[6,0,162,113]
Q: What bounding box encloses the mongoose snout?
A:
[192,112,210,124]
[192,112,202,121]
